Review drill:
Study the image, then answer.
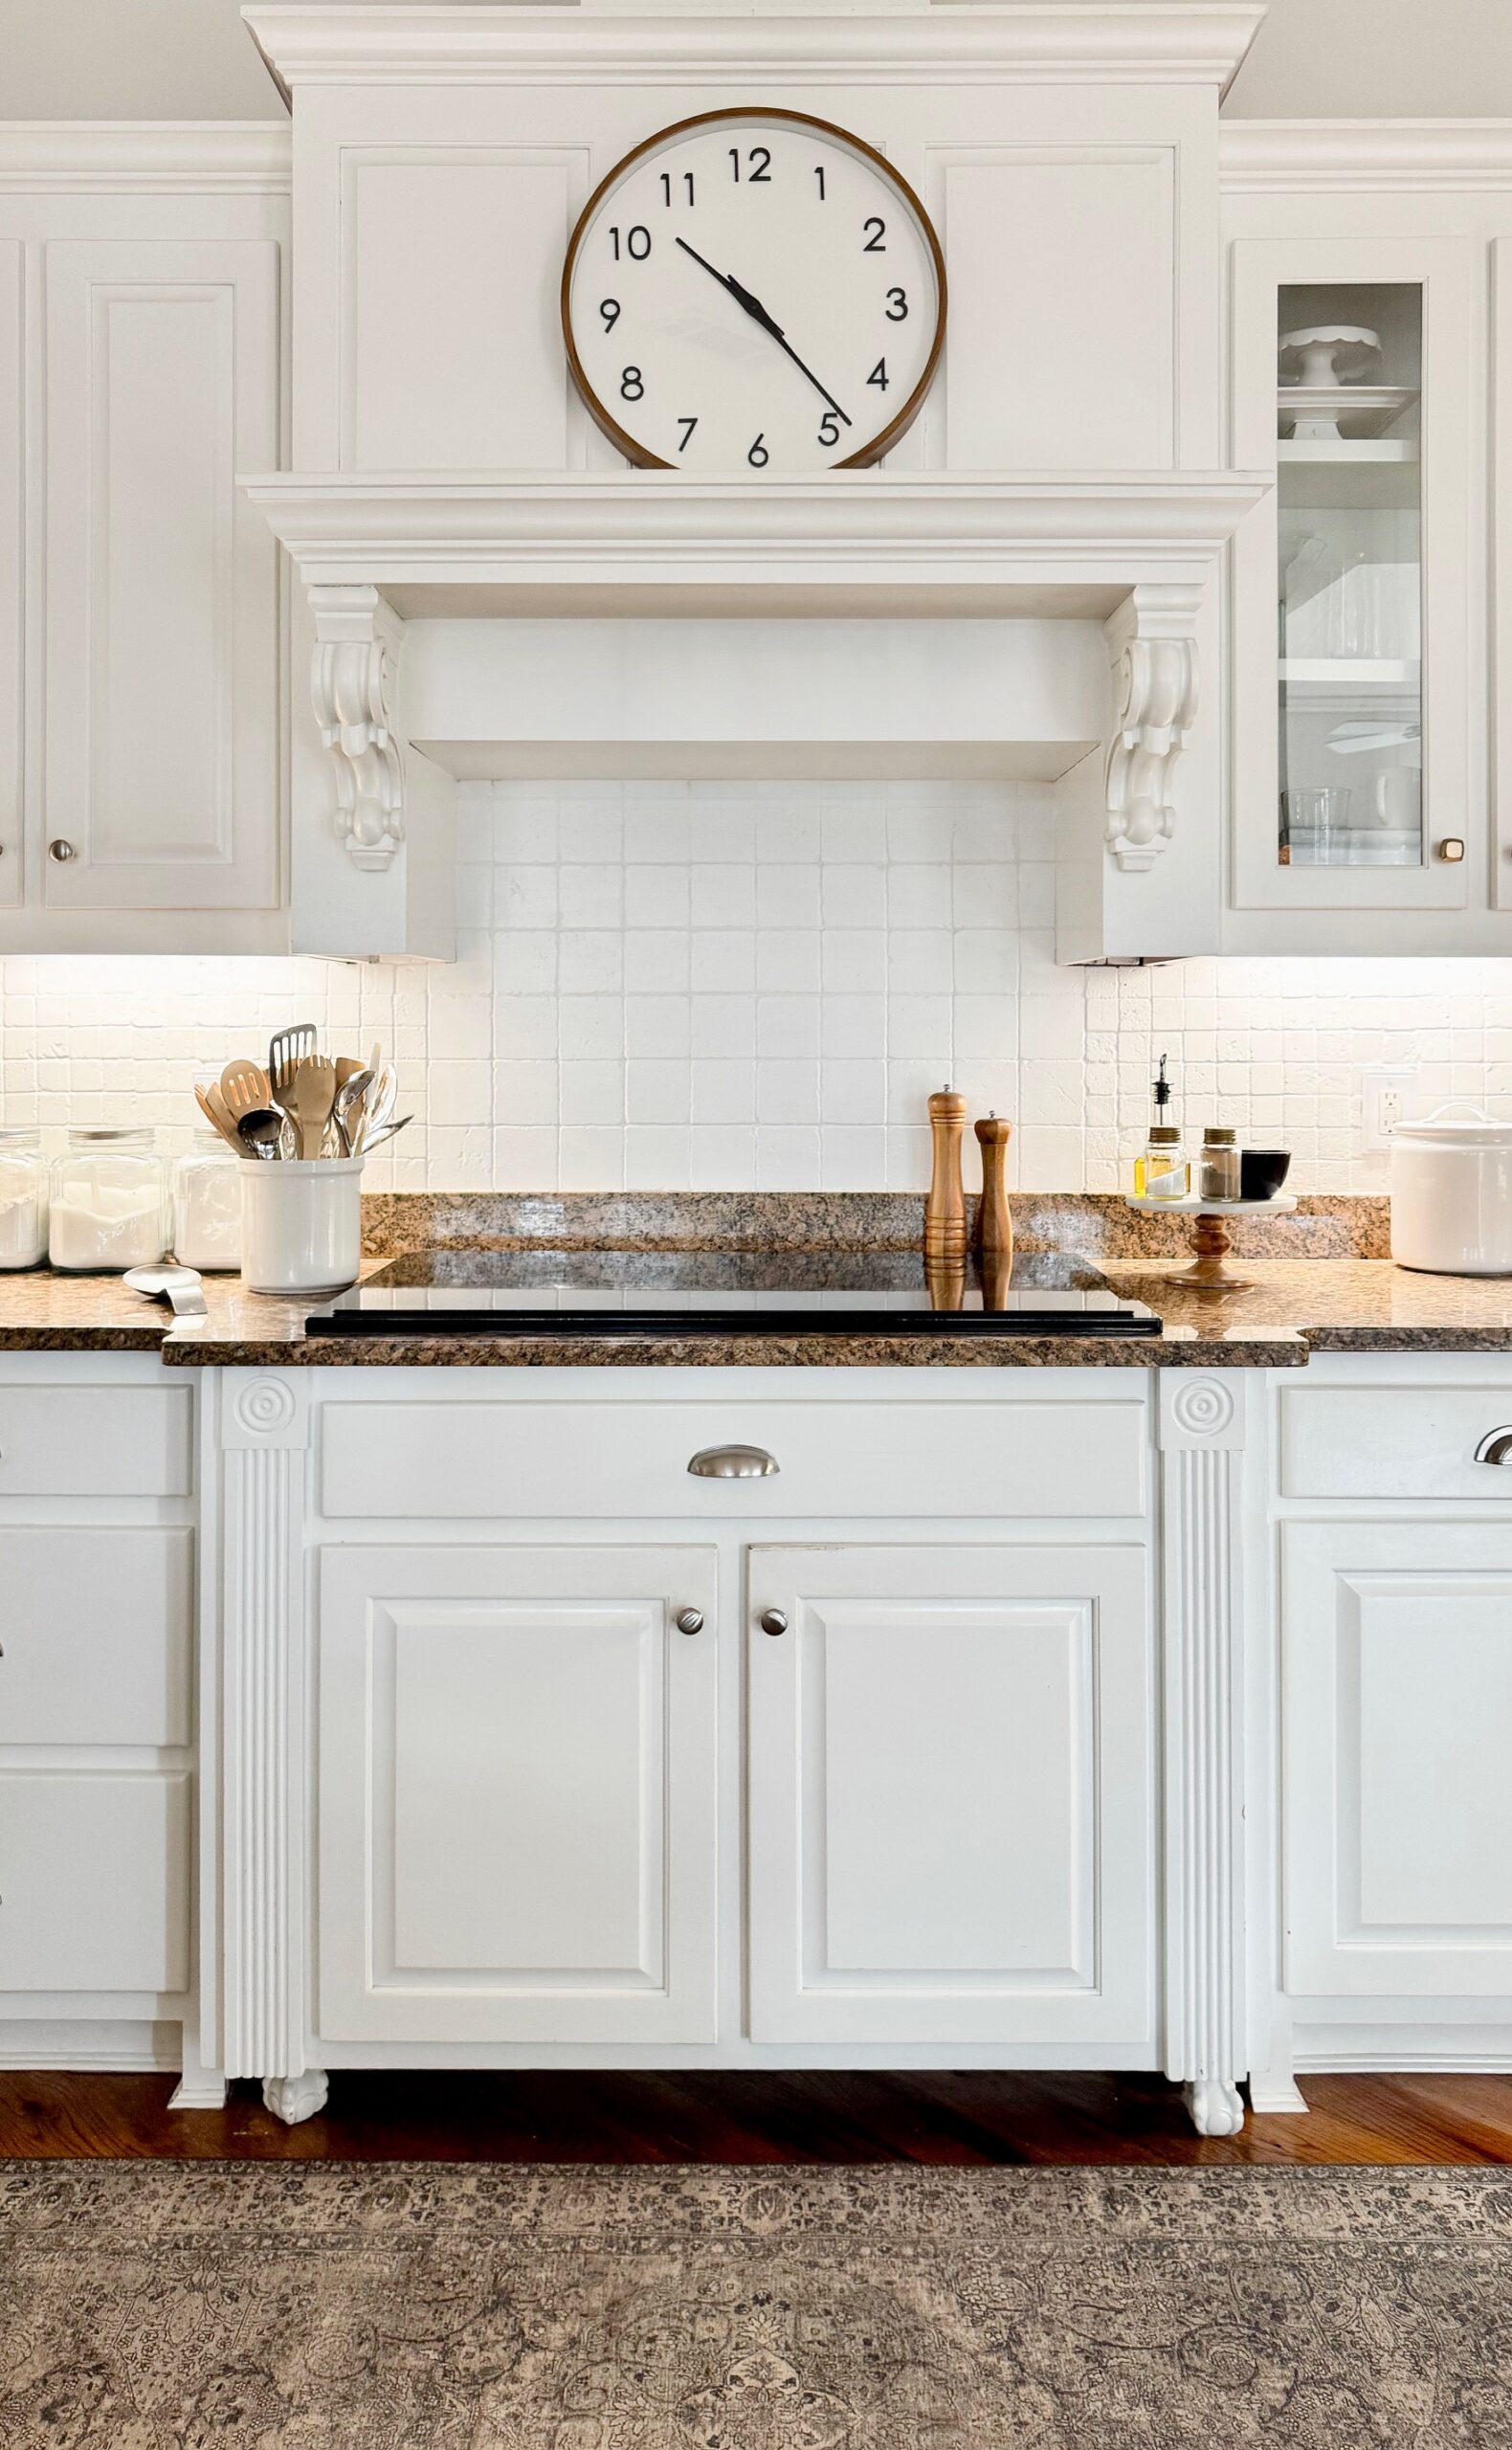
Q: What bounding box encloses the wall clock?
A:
[561,107,946,473]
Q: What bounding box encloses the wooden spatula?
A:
[219,1058,273,1129]
[194,1080,242,1152]
[287,1056,337,1160]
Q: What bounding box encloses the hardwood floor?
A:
[2,2068,1511,2165]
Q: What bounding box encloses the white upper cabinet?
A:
[0,239,20,916]
[1220,130,1512,955]
[43,240,280,918]
[0,128,293,955]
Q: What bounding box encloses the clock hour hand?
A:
[675,235,853,429]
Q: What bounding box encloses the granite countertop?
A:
[3,1246,1512,1368]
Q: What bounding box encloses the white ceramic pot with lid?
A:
[1390,1104,1512,1276]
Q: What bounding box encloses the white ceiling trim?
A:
[1220,120,1512,190]
[0,122,291,190]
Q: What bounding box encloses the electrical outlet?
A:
[1361,1066,1415,1153]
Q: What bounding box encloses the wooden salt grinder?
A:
[923,1087,968,1264]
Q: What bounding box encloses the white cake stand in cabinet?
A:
[1123,1192,1298,1288]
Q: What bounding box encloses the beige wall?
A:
[2,0,1511,122]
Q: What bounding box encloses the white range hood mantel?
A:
[246,470,1267,875]
[243,4,1266,97]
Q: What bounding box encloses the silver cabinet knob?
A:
[47,838,77,863]
[759,1608,789,1637]
[1475,1428,1512,1467]
[1436,837,1465,863]
[687,1444,780,1479]
[675,1607,703,1636]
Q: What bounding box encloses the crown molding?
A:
[242,6,1265,94]
[0,122,291,192]
[242,470,1268,594]
[1220,120,1512,192]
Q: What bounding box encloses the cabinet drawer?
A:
[320,1396,1147,1522]
[0,1384,192,1497]
[0,1771,189,1993]
[0,1528,192,1746]
[1280,1385,1512,1502]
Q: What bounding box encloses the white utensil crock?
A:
[1390,1106,1512,1277]
[240,1157,364,1295]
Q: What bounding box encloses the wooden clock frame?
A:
[560,105,948,471]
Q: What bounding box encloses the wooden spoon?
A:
[287,1056,337,1161]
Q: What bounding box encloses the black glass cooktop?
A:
[309,1248,1162,1339]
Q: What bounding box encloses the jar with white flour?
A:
[49,1128,170,1272]
[173,1132,242,1271]
[0,1130,49,1268]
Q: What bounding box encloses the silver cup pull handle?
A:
[687,1444,780,1479]
[1475,1428,1512,1468]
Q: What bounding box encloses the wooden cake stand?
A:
[1123,1192,1298,1288]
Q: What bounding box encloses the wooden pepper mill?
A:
[923,1087,969,1265]
[974,1113,1013,1307]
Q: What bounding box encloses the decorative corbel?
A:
[309,584,407,873]
[1103,585,1202,873]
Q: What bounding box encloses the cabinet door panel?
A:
[1283,1522,1512,1996]
[0,1771,189,1994]
[0,240,20,907]
[0,1527,192,1747]
[1231,235,1472,916]
[748,1543,1152,2054]
[43,240,278,911]
[318,1545,717,2044]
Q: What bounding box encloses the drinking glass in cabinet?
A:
[1277,281,1422,871]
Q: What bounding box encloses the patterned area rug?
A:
[3,2161,1512,2446]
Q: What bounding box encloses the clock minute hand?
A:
[675,235,853,429]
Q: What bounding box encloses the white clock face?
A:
[563,109,945,473]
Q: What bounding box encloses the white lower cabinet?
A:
[746,1543,1152,2058]
[1281,1519,1512,2001]
[317,1543,719,2046]
[0,1364,195,2063]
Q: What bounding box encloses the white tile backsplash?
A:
[4,775,1512,1194]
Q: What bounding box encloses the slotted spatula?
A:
[269,1022,319,1122]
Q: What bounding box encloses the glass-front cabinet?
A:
[1231,238,1473,915]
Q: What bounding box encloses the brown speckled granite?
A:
[360,1192,1391,1261]
[4,1211,1506,1370]
[1101,1258,1512,1352]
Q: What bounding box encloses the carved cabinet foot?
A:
[1184,2077,1245,2136]
[261,2071,329,2127]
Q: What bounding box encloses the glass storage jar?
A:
[173,1131,242,1272]
[49,1127,170,1272]
[0,1129,49,1269]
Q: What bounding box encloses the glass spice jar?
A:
[1198,1125,1241,1203]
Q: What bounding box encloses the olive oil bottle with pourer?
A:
[1133,1055,1190,1201]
